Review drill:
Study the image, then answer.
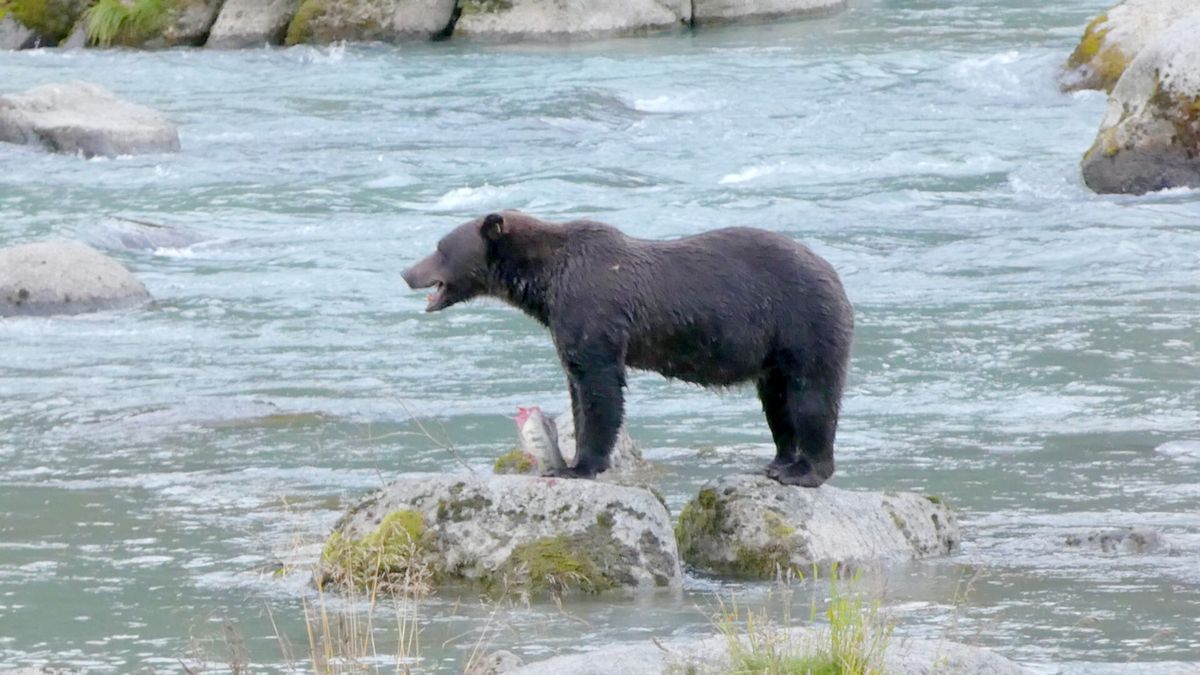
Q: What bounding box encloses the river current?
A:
[2,0,1199,671]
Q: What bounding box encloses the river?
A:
[2,0,1199,671]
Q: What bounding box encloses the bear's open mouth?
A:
[425,282,446,312]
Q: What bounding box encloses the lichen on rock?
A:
[676,475,959,580]
[1,0,89,44]
[1060,0,1200,93]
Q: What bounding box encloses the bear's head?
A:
[402,211,515,312]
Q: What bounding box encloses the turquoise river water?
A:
[2,0,1199,672]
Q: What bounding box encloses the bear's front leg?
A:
[549,363,624,479]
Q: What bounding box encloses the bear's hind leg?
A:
[774,382,837,488]
[757,370,798,479]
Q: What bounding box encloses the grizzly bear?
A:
[402,211,853,487]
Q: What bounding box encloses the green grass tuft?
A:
[82,0,169,48]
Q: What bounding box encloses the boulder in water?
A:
[453,0,690,41]
[692,0,846,25]
[676,475,958,578]
[1080,14,1200,194]
[207,0,300,48]
[316,474,681,597]
[0,81,180,158]
[1060,0,1199,93]
[0,241,152,317]
[285,0,457,45]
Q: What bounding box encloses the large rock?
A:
[1080,16,1200,195]
[0,241,152,317]
[0,15,38,49]
[316,474,681,597]
[0,82,180,158]
[676,475,958,579]
[1060,0,1200,93]
[503,629,1030,675]
[285,0,456,45]
[453,0,690,41]
[207,0,299,47]
[692,0,845,25]
[152,0,226,47]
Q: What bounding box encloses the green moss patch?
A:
[319,509,431,593]
[4,0,86,42]
[1064,12,1130,92]
[493,447,536,474]
[503,534,617,595]
[285,0,327,45]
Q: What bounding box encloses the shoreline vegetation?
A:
[0,0,849,50]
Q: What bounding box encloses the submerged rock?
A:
[0,241,152,317]
[208,0,300,48]
[285,0,456,45]
[1080,15,1200,195]
[503,628,1030,675]
[1065,527,1164,554]
[1060,0,1199,93]
[0,82,180,158]
[676,475,958,579]
[317,474,681,597]
[453,0,690,41]
[692,0,846,25]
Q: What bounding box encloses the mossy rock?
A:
[285,0,456,45]
[316,475,682,598]
[494,447,537,475]
[677,476,959,580]
[318,509,431,592]
[3,0,89,43]
[1060,1,1199,93]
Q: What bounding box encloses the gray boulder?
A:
[317,474,681,597]
[692,0,846,25]
[150,0,225,47]
[504,629,1030,675]
[1060,0,1199,93]
[285,0,456,44]
[676,475,958,578]
[207,0,299,48]
[1081,15,1200,194]
[0,241,151,317]
[0,82,180,158]
[454,0,690,41]
[0,16,38,50]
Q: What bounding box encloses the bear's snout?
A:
[402,256,439,290]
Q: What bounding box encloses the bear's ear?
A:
[480,213,505,241]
